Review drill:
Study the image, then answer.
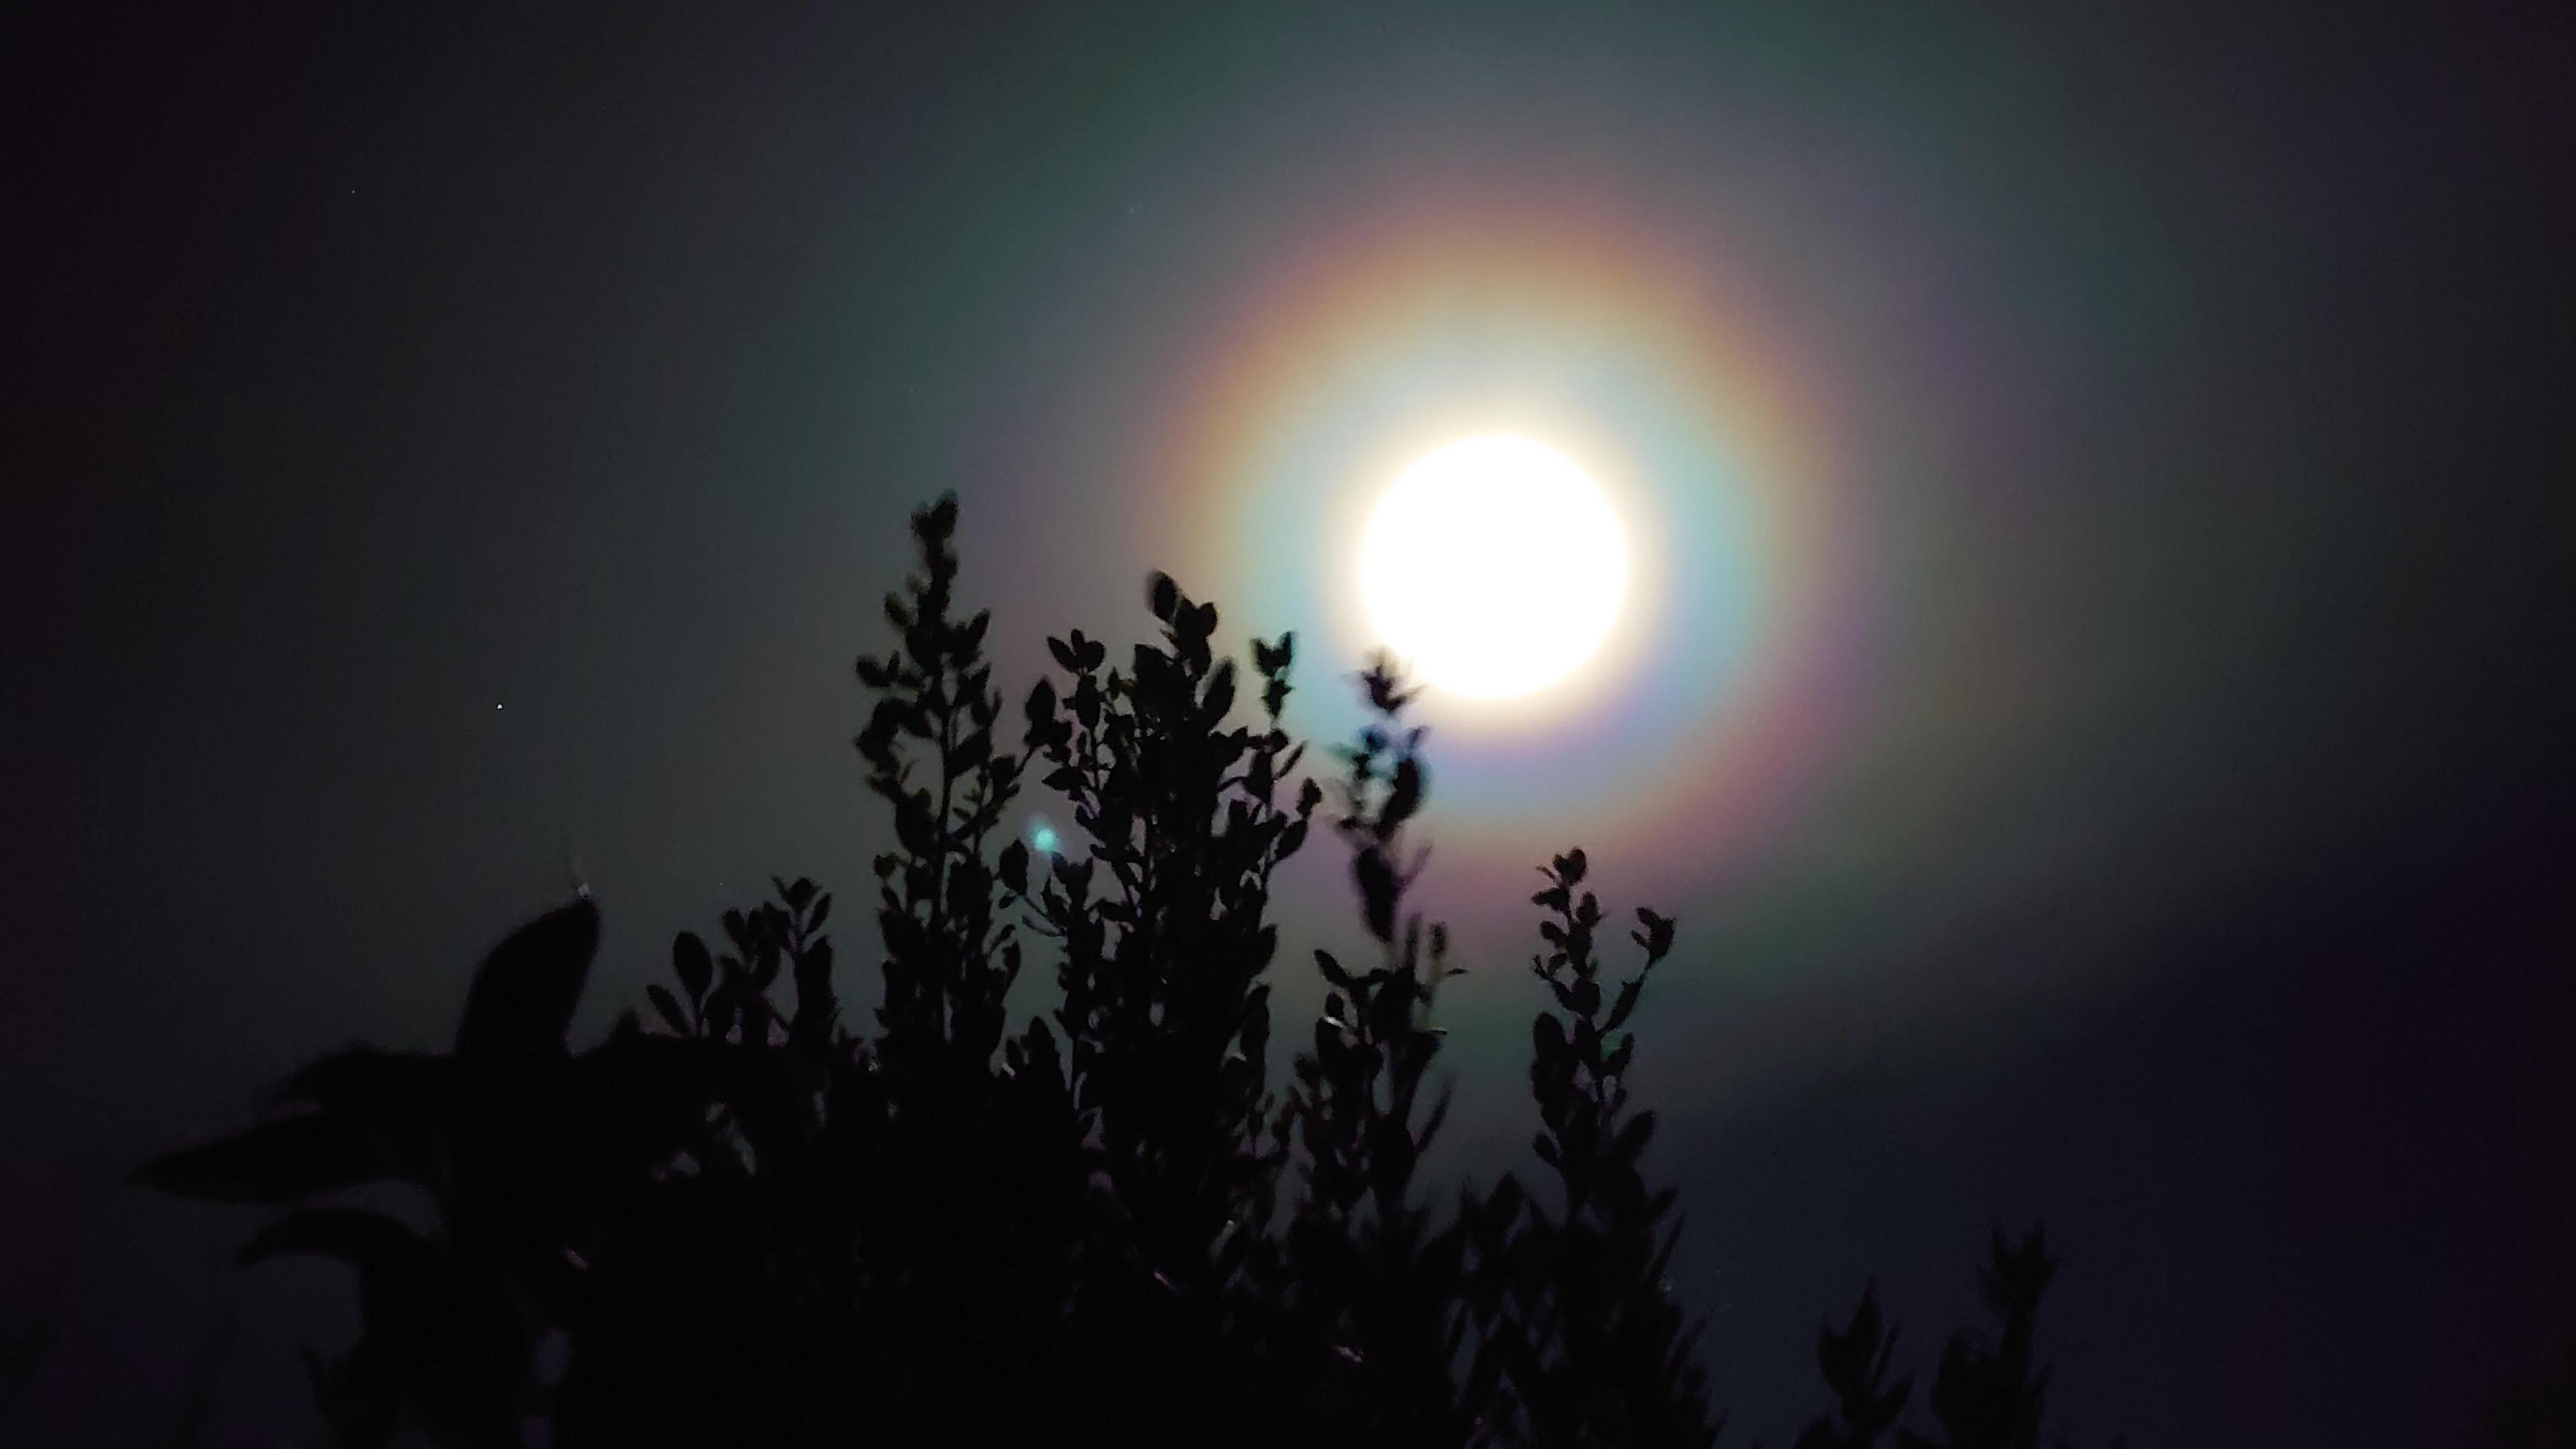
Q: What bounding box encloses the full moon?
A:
[1359,435,1628,699]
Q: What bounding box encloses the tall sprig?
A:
[854,494,1030,1079]
[1016,570,1320,1432]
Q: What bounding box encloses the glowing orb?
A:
[1359,435,1627,699]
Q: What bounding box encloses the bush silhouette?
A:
[1792,1283,1911,1449]
[140,494,2106,1447]
[1900,1228,2071,1449]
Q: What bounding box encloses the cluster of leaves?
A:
[1477,844,1713,1446]
[1786,1230,2095,1449]
[140,494,2100,1448]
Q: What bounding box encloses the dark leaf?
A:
[455,898,599,1060]
[1603,977,1646,1034]
[1378,755,1424,837]
[895,794,938,855]
[647,983,690,1034]
[673,932,714,1002]
[136,1114,390,1204]
[1356,847,1399,942]
[1634,905,1677,960]
[1201,658,1236,726]
[1534,1014,1566,1061]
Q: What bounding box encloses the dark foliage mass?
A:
[141,496,2103,1446]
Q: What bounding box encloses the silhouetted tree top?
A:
[142,493,2106,1448]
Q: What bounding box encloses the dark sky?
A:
[7,2,2573,1444]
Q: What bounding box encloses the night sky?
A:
[9,2,2574,1444]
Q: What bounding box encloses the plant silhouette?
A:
[1898,1228,2078,1449]
[140,494,2111,1447]
[1792,1283,1911,1449]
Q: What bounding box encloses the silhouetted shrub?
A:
[142,494,2106,1448]
[1792,1283,1911,1449]
[1902,1228,2065,1449]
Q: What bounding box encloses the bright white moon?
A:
[1360,435,1627,699]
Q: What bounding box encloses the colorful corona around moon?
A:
[1142,203,1874,885]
